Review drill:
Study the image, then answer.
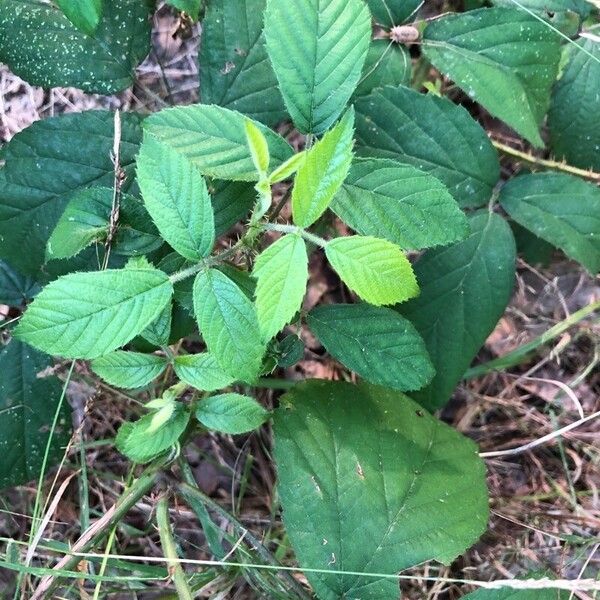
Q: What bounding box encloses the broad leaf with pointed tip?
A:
[196,393,270,434]
[422,8,561,147]
[174,353,235,391]
[91,351,168,389]
[264,0,371,134]
[273,380,489,600]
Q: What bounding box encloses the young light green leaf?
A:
[0,111,143,274]
[273,380,489,599]
[196,393,270,434]
[0,339,70,490]
[264,0,371,134]
[16,267,174,359]
[548,34,600,171]
[137,135,215,261]
[174,353,235,392]
[292,109,355,228]
[245,119,270,176]
[0,261,40,307]
[399,212,516,411]
[308,303,434,391]
[91,351,168,389]
[253,234,308,341]
[116,405,190,463]
[193,269,265,383]
[268,152,306,184]
[355,86,500,208]
[333,158,469,250]
[422,8,561,147]
[366,0,422,25]
[0,0,151,94]
[200,0,286,125]
[353,40,411,98]
[55,0,103,34]
[325,236,419,306]
[499,173,600,274]
[144,105,293,181]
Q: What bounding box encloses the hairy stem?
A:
[262,223,327,248]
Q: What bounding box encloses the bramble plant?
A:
[0,0,599,598]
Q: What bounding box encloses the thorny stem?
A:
[262,223,327,248]
[491,139,600,183]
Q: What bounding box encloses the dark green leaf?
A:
[0,261,40,307]
[210,180,255,236]
[366,0,422,26]
[55,0,103,34]
[166,0,202,20]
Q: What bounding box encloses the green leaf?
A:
[193,269,265,383]
[140,303,173,347]
[264,0,371,134]
[211,180,256,236]
[0,339,71,490]
[399,212,516,411]
[308,303,434,391]
[276,335,305,368]
[548,35,600,171]
[55,0,103,34]
[333,158,469,250]
[268,152,306,184]
[463,586,569,599]
[422,8,561,147]
[0,0,151,94]
[365,0,422,25]
[273,380,489,599]
[0,261,40,307]
[0,111,143,274]
[499,173,600,274]
[144,105,293,181]
[166,0,202,20]
[253,235,308,342]
[245,119,270,175]
[137,136,215,261]
[355,86,499,208]
[325,236,418,306]
[16,267,174,359]
[196,393,270,434]
[91,351,168,389]
[200,0,286,125]
[113,196,164,257]
[292,109,355,227]
[116,404,190,463]
[353,40,411,98]
[174,353,235,391]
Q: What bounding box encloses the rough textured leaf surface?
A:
[0,111,143,274]
[193,269,265,383]
[355,86,499,208]
[174,353,235,391]
[16,267,173,359]
[499,173,600,274]
[0,0,151,94]
[548,34,600,171]
[137,136,215,261]
[292,109,354,227]
[144,105,292,181]
[326,236,419,306]
[200,0,286,125]
[273,380,489,600]
[196,393,270,434]
[91,351,168,389]
[264,0,371,134]
[0,339,70,490]
[399,212,516,411]
[423,8,561,147]
[0,261,40,307]
[366,0,422,25]
[333,158,469,249]
[253,235,308,341]
[308,303,434,391]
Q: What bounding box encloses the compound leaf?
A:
[355,86,499,208]
[91,351,168,389]
[499,173,600,274]
[196,393,270,434]
[399,212,516,411]
[292,109,355,227]
[333,158,469,249]
[273,380,489,600]
[264,0,371,134]
[325,236,419,306]
[193,269,265,383]
[16,267,173,359]
[253,234,308,342]
[174,353,235,391]
[422,8,561,147]
[137,136,215,261]
[144,105,293,181]
[308,303,434,391]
